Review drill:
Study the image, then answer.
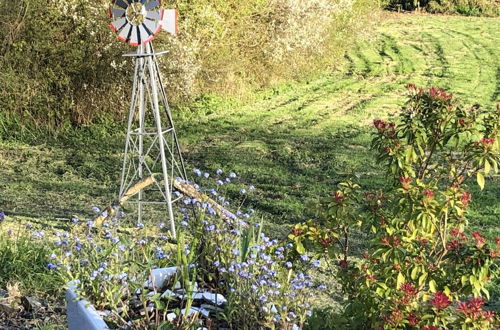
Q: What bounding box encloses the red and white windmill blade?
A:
[109,0,178,46]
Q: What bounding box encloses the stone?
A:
[21,296,44,312]
[202,293,226,306]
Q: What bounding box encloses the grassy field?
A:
[3,13,498,235]
[0,13,499,314]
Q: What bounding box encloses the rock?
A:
[21,296,44,312]
[180,306,209,318]
[160,290,177,299]
[202,292,226,306]
[139,306,154,316]
[167,312,177,322]
[0,289,7,298]
[145,267,178,289]
[200,304,223,313]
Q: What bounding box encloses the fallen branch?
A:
[94,175,156,226]
[173,180,237,220]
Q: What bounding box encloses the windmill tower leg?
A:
[118,44,185,236]
[146,43,177,237]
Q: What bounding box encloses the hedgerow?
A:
[383,0,499,16]
[0,0,375,136]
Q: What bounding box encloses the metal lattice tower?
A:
[109,1,186,236]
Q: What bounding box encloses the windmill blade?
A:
[143,19,158,35]
[110,8,126,18]
[114,0,129,10]
[118,23,133,42]
[138,24,151,41]
[129,25,140,45]
[145,0,161,11]
[146,10,161,21]
[140,0,148,4]
[110,17,128,32]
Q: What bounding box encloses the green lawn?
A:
[1,13,498,239]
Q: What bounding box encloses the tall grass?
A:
[0,227,62,296]
[0,0,376,136]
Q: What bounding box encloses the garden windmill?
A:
[109,0,186,236]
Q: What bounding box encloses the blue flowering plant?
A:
[47,169,318,329]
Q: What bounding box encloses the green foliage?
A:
[291,86,500,328]
[0,0,375,136]
[0,224,63,296]
[384,0,499,15]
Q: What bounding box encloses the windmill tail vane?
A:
[109,0,186,236]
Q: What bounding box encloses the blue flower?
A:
[193,168,202,176]
[86,220,94,228]
[90,270,98,281]
[285,261,293,268]
[47,263,57,270]
[317,284,327,290]
[249,185,255,190]
[71,217,79,223]
[181,221,188,227]
[203,172,210,178]
[311,259,320,268]
[300,254,309,262]
[0,212,5,222]
[32,231,45,238]
[136,222,144,229]
[215,180,224,185]
[216,168,223,175]
[229,172,237,178]
[240,188,246,194]
[91,206,100,213]
[156,251,166,259]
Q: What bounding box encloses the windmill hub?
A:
[126,3,146,26]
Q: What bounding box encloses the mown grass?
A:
[0,13,499,310]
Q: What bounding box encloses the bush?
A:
[384,0,499,15]
[291,86,500,328]
[0,0,376,136]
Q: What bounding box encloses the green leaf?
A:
[461,275,468,286]
[418,272,428,287]
[484,159,491,174]
[411,266,419,280]
[295,240,305,254]
[396,272,405,289]
[477,172,485,190]
[429,279,437,293]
